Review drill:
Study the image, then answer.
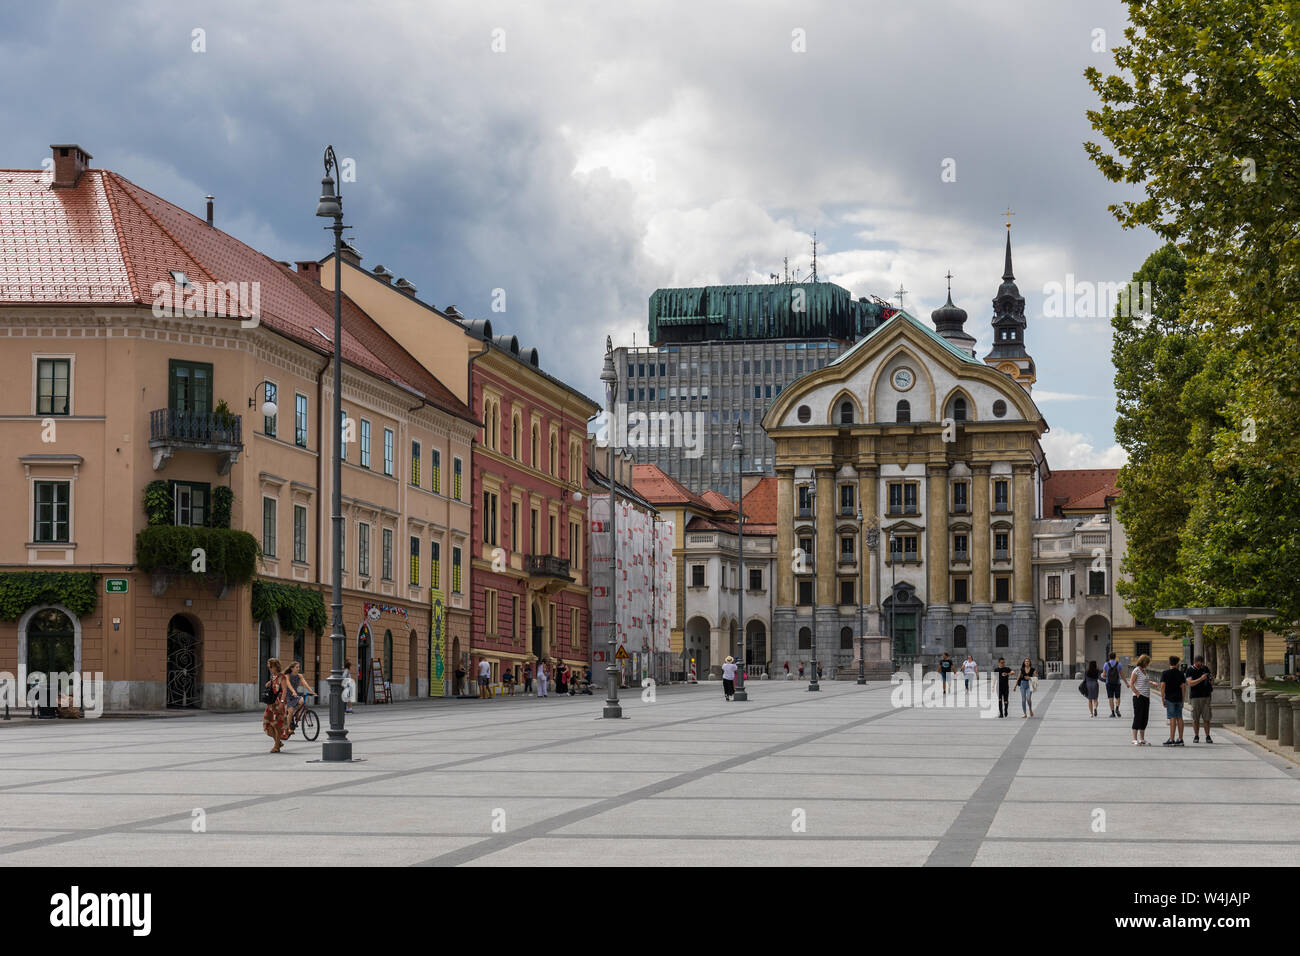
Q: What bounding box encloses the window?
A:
[411,441,421,486]
[531,425,539,467]
[172,481,208,527]
[431,449,441,494]
[952,396,967,422]
[358,523,370,577]
[432,541,441,590]
[36,358,70,415]
[549,431,558,476]
[340,410,348,461]
[995,576,1010,602]
[482,491,498,545]
[531,508,539,553]
[1047,575,1061,600]
[749,568,762,591]
[798,581,813,606]
[995,624,1009,647]
[798,536,813,561]
[360,419,371,468]
[453,458,463,500]
[839,626,854,650]
[840,580,855,605]
[263,382,277,436]
[798,626,812,648]
[954,624,967,647]
[383,428,394,476]
[511,501,519,551]
[548,514,556,555]
[485,588,498,634]
[569,520,582,568]
[33,481,70,543]
[512,595,520,639]
[952,577,969,603]
[168,360,212,414]
[512,414,521,460]
[993,399,1007,418]
[382,528,393,580]
[1089,570,1106,595]
[840,535,855,561]
[293,505,307,563]
[839,400,854,424]
[797,405,811,423]
[896,399,910,423]
[452,547,462,592]
[839,484,854,515]
[1135,640,1152,658]
[570,608,580,649]
[1069,573,1076,599]
[797,485,812,516]
[409,536,420,587]
[952,482,968,514]
[994,532,1010,560]
[295,394,308,447]
[262,497,277,557]
[888,482,918,515]
[994,480,1009,513]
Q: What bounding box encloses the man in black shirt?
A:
[939,653,954,696]
[1186,654,1214,743]
[1158,655,1187,746]
[994,657,1013,718]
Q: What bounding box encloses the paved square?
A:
[0,680,1296,866]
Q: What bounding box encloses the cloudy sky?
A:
[0,0,1158,469]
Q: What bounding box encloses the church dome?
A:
[931,292,968,334]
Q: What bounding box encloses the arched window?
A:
[512,413,521,459]
[798,626,812,650]
[549,432,558,476]
[840,626,853,650]
[954,625,967,648]
[896,399,911,423]
[953,397,967,422]
[531,424,539,466]
[839,401,854,424]
[995,624,1009,647]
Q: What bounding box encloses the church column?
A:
[971,465,991,603]
[815,468,835,608]
[927,463,949,605]
[776,470,794,607]
[860,466,878,611]
[1013,464,1033,604]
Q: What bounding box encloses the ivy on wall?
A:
[0,572,99,622]
[143,480,173,527]
[135,526,260,585]
[251,581,328,635]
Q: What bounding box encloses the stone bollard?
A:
[1292,700,1300,753]
[1278,695,1294,748]
[1234,686,1245,727]
[1244,692,1257,732]
[1265,691,1281,740]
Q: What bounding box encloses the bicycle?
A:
[291,692,319,742]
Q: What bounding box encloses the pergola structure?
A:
[1154,607,1279,685]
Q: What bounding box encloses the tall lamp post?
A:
[808,480,820,692]
[732,420,749,702]
[858,509,877,685]
[315,146,351,761]
[599,338,623,719]
[887,529,898,667]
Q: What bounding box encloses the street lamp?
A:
[599,337,622,719]
[807,480,820,692]
[248,380,279,419]
[316,146,351,761]
[887,528,898,667]
[858,509,878,685]
[732,419,749,702]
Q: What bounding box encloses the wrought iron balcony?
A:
[149,409,243,474]
[527,553,571,580]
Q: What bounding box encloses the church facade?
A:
[765,232,1048,672]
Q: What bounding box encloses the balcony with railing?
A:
[149,409,243,475]
[527,554,572,593]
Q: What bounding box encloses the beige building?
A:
[0,144,477,711]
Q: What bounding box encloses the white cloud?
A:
[1041,428,1128,470]
[1032,390,1093,403]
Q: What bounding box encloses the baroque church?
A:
[764,229,1047,673]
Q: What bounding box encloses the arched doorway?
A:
[166,615,203,709]
[1083,614,1111,669]
[257,618,279,698]
[1045,619,1063,663]
[383,629,394,687]
[24,607,76,716]
[531,599,546,660]
[684,615,711,676]
[882,583,923,658]
[745,620,767,667]
[409,631,418,698]
[356,623,372,705]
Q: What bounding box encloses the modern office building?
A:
[614,282,891,499]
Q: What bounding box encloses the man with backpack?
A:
[1101,652,1124,718]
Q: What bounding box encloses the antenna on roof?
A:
[810,232,818,283]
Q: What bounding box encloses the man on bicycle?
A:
[285,661,315,731]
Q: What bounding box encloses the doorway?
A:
[25,607,76,716]
[166,615,203,709]
[357,624,372,704]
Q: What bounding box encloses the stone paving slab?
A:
[0,679,1294,866]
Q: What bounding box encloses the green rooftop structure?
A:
[648,282,889,346]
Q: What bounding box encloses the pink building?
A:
[466,326,599,691]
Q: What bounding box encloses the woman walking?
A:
[341,659,355,714]
[556,663,569,696]
[1015,657,1037,718]
[721,655,738,701]
[523,663,533,695]
[1129,653,1152,746]
[262,658,294,753]
[536,660,549,698]
[1084,660,1101,717]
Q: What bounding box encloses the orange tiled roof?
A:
[0,165,473,423]
[741,476,777,524]
[1043,468,1121,514]
[700,489,735,511]
[632,464,713,511]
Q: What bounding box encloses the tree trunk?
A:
[1246,633,1265,680]
[1205,641,1218,683]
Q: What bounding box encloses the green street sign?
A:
[105,578,129,594]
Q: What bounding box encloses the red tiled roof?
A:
[700,489,735,511]
[741,476,777,525]
[684,514,777,536]
[632,464,713,511]
[1043,469,1121,514]
[0,165,472,422]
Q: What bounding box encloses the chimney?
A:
[49,144,92,188]
[295,261,322,284]
[339,241,361,267]
[205,195,214,226]
[371,264,394,284]
[394,277,418,297]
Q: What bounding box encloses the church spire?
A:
[1002,228,1014,281]
[983,220,1035,390]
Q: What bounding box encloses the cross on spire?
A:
[894,283,908,310]
[1002,206,1015,230]
[944,269,954,298]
